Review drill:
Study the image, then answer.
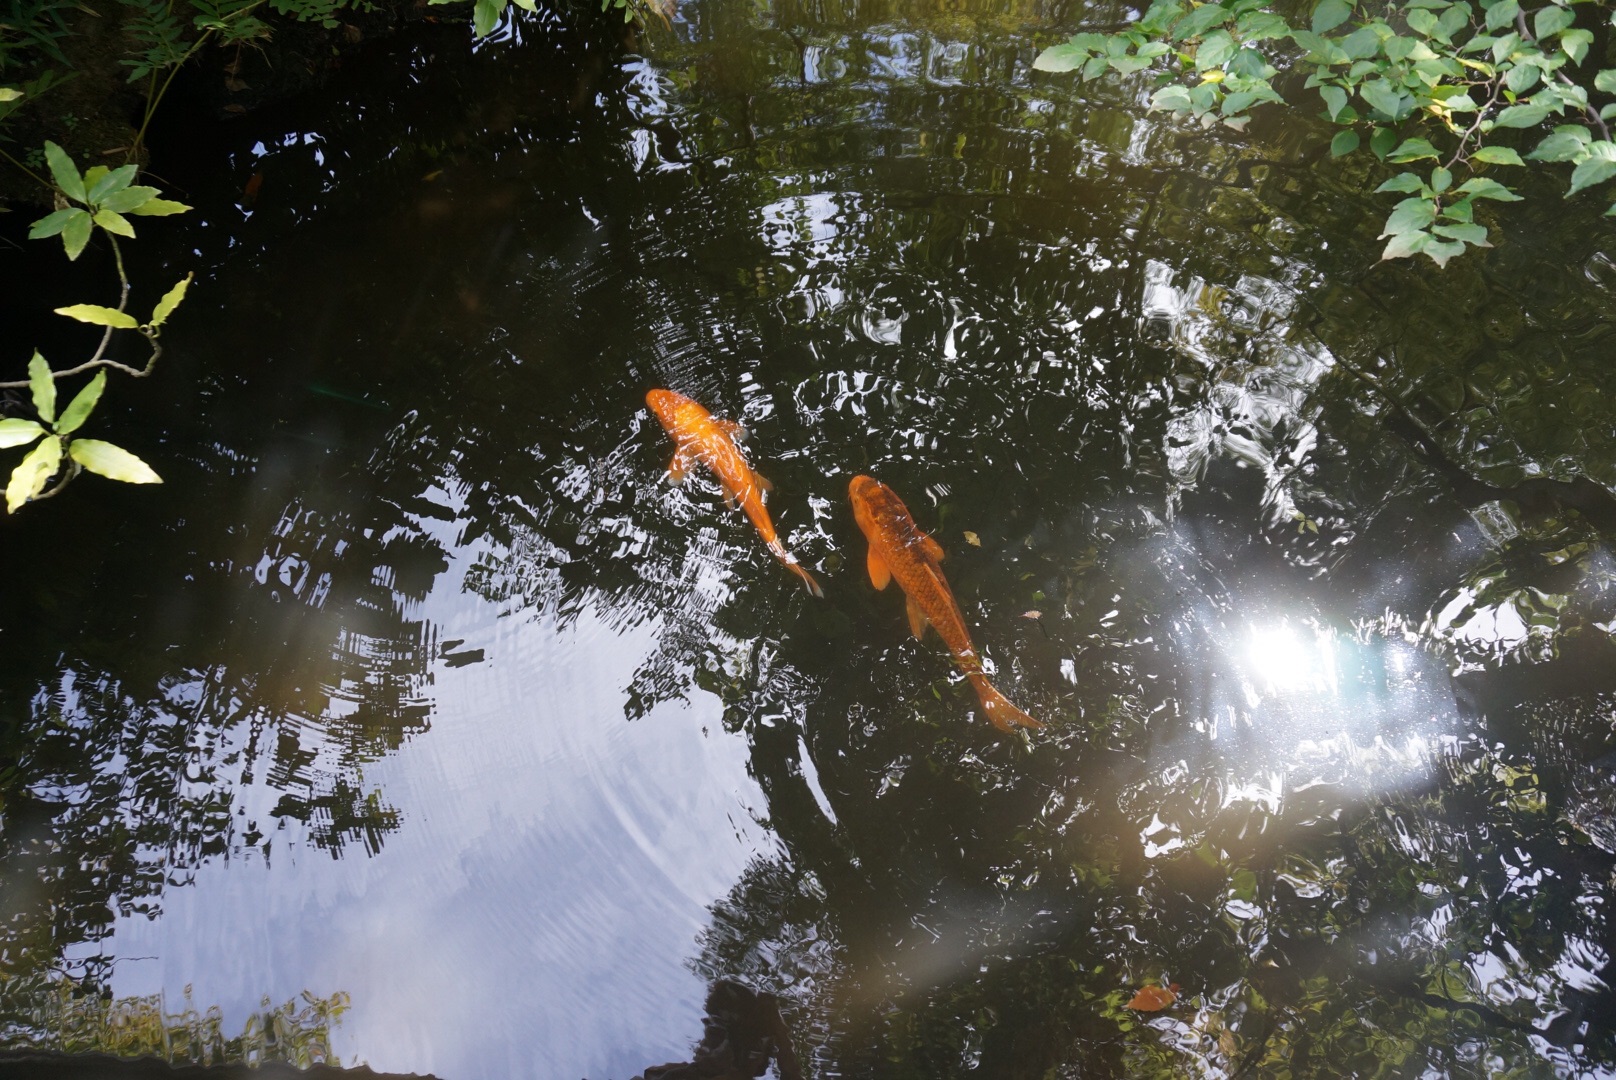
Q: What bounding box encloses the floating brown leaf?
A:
[963,531,980,546]
[1126,983,1180,1012]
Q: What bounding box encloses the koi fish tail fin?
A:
[968,673,1043,732]
[768,540,824,598]
[787,560,824,598]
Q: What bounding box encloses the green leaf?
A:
[1568,154,1616,196]
[1381,196,1438,236]
[1436,3,1468,38]
[1082,55,1110,80]
[54,371,107,436]
[1371,126,1398,159]
[1141,0,1188,34]
[1493,102,1552,128]
[1434,222,1491,244]
[1406,8,1439,36]
[69,439,161,485]
[1331,128,1361,155]
[1150,84,1194,111]
[1035,43,1090,72]
[1236,11,1290,40]
[7,436,63,511]
[1533,4,1574,39]
[1528,127,1592,161]
[28,207,85,239]
[150,273,194,327]
[1340,25,1380,58]
[43,141,85,203]
[1196,28,1237,68]
[0,88,22,102]
[1457,176,1524,200]
[1360,79,1411,119]
[1387,137,1440,161]
[1232,868,1258,902]
[1596,69,1616,94]
[1109,55,1155,73]
[1471,145,1525,165]
[472,0,502,36]
[1312,0,1353,34]
[92,210,136,238]
[1430,165,1452,192]
[28,352,55,423]
[1381,229,1432,259]
[126,198,191,217]
[0,418,46,450]
[1422,237,1468,267]
[61,210,92,260]
[1561,29,1592,65]
[98,186,161,214]
[1172,3,1231,41]
[85,164,137,204]
[1505,62,1541,94]
[1376,171,1427,192]
[54,304,140,329]
[1484,0,1518,32]
[1320,84,1347,119]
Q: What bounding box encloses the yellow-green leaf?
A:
[69,439,162,484]
[28,351,55,423]
[55,371,107,435]
[55,304,139,329]
[43,141,85,203]
[150,272,194,327]
[0,418,46,449]
[92,209,136,237]
[125,198,191,217]
[6,435,63,512]
[85,164,137,204]
[0,88,22,102]
[62,212,92,260]
[28,207,84,239]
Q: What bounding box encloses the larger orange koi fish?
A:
[849,475,1041,732]
[648,389,823,597]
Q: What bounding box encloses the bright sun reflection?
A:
[1245,621,1338,695]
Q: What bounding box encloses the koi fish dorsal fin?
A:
[905,595,930,640]
[919,532,945,564]
[867,546,892,590]
[715,418,748,443]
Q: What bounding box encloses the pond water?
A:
[4,0,1616,1075]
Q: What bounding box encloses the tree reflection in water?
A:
[1,0,1615,1072]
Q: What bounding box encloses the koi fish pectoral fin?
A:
[905,596,930,640]
[866,547,892,590]
[920,533,945,564]
[666,446,695,485]
[715,418,749,443]
[752,470,773,493]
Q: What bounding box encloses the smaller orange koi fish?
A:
[647,389,823,598]
[849,475,1041,732]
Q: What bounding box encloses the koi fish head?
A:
[646,389,698,434]
[849,474,899,539]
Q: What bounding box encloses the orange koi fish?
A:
[647,389,823,597]
[849,475,1042,732]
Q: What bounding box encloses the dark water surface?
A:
[4,0,1616,1075]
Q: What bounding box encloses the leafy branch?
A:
[0,141,193,512]
[1035,0,1616,267]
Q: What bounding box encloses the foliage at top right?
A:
[1036,0,1616,267]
